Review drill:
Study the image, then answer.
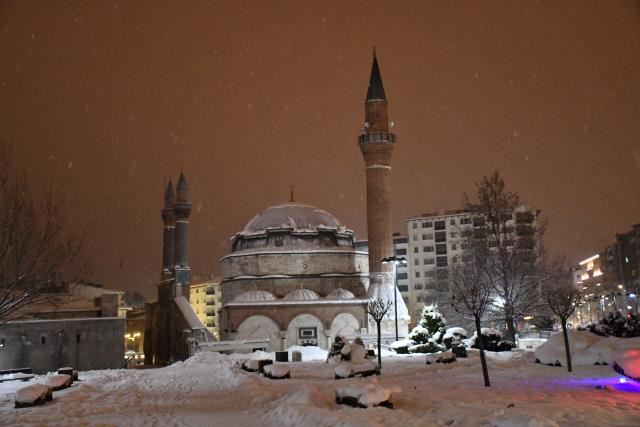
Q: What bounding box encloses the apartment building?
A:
[189,277,222,339]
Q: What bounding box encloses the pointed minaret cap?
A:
[176,171,189,202]
[164,179,176,208]
[366,47,386,102]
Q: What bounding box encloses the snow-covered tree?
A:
[0,144,83,323]
[409,304,446,345]
[366,297,392,368]
[450,242,493,387]
[543,268,581,372]
[464,171,546,341]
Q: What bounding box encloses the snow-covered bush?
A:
[326,336,348,362]
[443,327,468,349]
[408,341,444,354]
[588,311,640,338]
[409,305,446,345]
[425,350,456,365]
[263,364,290,380]
[466,328,513,352]
[390,339,411,354]
[335,382,395,408]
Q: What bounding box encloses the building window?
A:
[435,231,446,242]
[424,233,433,240]
[398,285,409,292]
[417,295,424,303]
[425,270,436,278]
[422,221,432,228]
[450,232,458,238]
[424,246,434,252]
[413,235,418,241]
[41,336,46,345]
[434,221,445,230]
[412,222,417,229]
[395,248,407,255]
[436,243,447,255]
[437,257,448,268]
[397,272,408,280]
[76,334,81,344]
[414,258,419,266]
[460,217,471,225]
[298,327,317,339]
[451,243,457,250]
[414,283,423,290]
[450,219,456,225]
[413,247,419,254]
[415,271,421,278]
[452,256,458,264]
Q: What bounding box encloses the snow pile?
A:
[425,350,456,365]
[535,330,640,366]
[612,348,640,380]
[179,351,235,367]
[334,360,379,378]
[287,345,328,361]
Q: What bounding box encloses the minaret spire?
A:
[366,48,387,102]
[289,185,295,203]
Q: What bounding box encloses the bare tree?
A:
[366,297,393,368]
[0,145,82,323]
[464,171,545,341]
[450,243,493,387]
[543,267,581,372]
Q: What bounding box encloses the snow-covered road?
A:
[2,350,639,426]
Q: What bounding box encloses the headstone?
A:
[275,351,288,362]
[291,351,302,362]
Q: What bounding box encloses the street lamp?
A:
[381,255,407,341]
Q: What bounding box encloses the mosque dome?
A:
[283,288,320,301]
[326,288,355,299]
[243,203,341,234]
[233,290,276,303]
[230,203,355,253]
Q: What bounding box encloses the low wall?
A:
[0,317,125,374]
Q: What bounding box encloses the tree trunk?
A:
[561,317,572,372]
[505,314,517,342]
[475,316,491,387]
[377,320,382,369]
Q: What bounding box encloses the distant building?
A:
[405,206,540,327]
[0,282,127,374]
[573,223,640,322]
[189,277,222,339]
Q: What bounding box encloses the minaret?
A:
[173,172,192,297]
[359,50,394,276]
[359,50,410,336]
[161,180,176,280]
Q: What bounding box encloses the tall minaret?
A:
[359,51,409,336]
[161,180,176,281]
[359,50,394,276]
[173,172,192,297]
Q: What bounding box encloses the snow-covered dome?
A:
[283,288,320,301]
[233,290,276,303]
[326,288,355,299]
[243,203,342,234]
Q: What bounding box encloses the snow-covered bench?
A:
[334,361,380,379]
[242,359,273,373]
[47,374,72,391]
[335,384,394,409]
[14,384,52,408]
[263,364,290,380]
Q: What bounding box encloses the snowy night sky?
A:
[1,1,639,297]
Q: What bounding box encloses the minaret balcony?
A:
[358,131,396,145]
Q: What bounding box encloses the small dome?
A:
[326,288,355,299]
[233,290,276,302]
[283,288,320,301]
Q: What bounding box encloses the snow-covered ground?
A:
[1,347,640,426]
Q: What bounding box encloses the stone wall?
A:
[0,317,125,374]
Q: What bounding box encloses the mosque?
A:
[219,52,409,351]
[146,53,409,363]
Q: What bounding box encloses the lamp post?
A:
[381,256,407,341]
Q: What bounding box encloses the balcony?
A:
[358,131,396,145]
